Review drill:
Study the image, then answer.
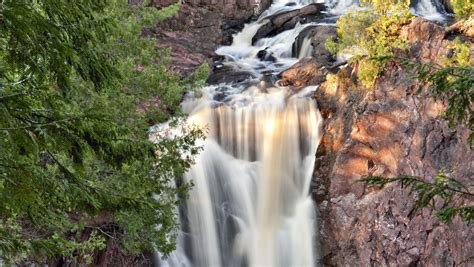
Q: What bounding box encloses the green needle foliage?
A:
[361,172,474,223]
[0,0,203,264]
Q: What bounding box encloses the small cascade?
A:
[216,20,319,77]
[298,36,314,59]
[325,0,358,14]
[410,0,450,21]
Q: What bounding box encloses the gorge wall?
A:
[313,18,473,266]
[147,1,473,266]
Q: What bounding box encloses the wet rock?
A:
[257,47,277,62]
[278,57,330,89]
[252,3,325,44]
[147,0,271,76]
[207,65,256,85]
[292,25,337,61]
[211,85,235,102]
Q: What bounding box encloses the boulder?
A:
[278,57,329,89]
[257,47,277,62]
[252,3,325,44]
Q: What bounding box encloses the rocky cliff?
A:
[312,18,473,266]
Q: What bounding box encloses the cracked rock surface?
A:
[313,18,473,267]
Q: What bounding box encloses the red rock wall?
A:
[313,18,474,266]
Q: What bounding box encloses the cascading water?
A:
[175,85,322,267]
[410,0,450,21]
[158,0,451,266]
[298,36,314,59]
[159,1,324,267]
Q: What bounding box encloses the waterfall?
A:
[157,1,325,267]
[157,0,451,266]
[325,0,358,14]
[298,36,314,59]
[325,0,450,20]
[178,85,322,267]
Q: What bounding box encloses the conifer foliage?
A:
[0,0,202,263]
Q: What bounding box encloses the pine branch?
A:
[0,117,81,131]
[0,92,26,101]
[360,173,474,223]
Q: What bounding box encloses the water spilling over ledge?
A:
[175,85,322,267]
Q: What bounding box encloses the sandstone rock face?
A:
[146,0,271,76]
[314,18,474,266]
[401,17,452,65]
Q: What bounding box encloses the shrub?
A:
[451,0,474,20]
[326,1,413,88]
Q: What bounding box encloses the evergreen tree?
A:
[0,0,202,263]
